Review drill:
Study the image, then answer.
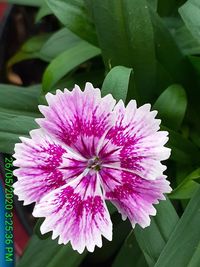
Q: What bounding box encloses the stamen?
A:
[88,157,101,171]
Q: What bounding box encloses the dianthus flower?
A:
[13,83,171,253]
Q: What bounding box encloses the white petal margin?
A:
[33,171,113,253]
[99,167,172,228]
[36,83,116,155]
[101,100,171,180]
[13,128,86,205]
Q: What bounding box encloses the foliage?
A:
[2,0,200,266]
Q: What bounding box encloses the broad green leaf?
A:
[6,0,43,6]
[191,129,200,148]
[18,36,50,54]
[0,84,40,116]
[179,0,200,43]
[170,168,200,199]
[157,0,179,16]
[35,3,52,22]
[154,84,187,130]
[189,55,200,77]
[187,243,200,267]
[7,35,51,68]
[165,17,200,56]
[175,26,200,56]
[135,199,179,267]
[39,69,104,105]
[0,114,38,154]
[46,0,97,45]
[86,215,131,264]
[147,0,157,10]
[8,29,83,66]
[55,69,104,91]
[156,61,173,94]
[40,28,81,62]
[17,234,85,267]
[149,7,191,90]
[112,232,148,267]
[101,66,132,102]
[155,187,200,267]
[42,41,100,92]
[0,84,40,154]
[165,127,200,164]
[46,246,85,267]
[86,0,157,103]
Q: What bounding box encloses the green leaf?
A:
[179,0,200,43]
[42,41,100,92]
[190,128,200,149]
[154,187,200,267]
[35,3,52,22]
[55,69,104,91]
[0,84,41,154]
[149,7,191,90]
[112,232,148,267]
[164,127,200,164]
[187,243,200,267]
[40,28,81,62]
[153,84,187,130]
[86,215,131,264]
[46,0,98,45]
[6,0,43,6]
[8,28,83,66]
[157,0,178,16]
[101,66,132,102]
[170,168,200,199]
[176,26,200,56]
[17,234,85,267]
[0,84,40,116]
[147,0,157,10]
[135,199,179,267]
[0,114,38,154]
[86,0,157,103]
[7,35,51,68]
[165,17,200,56]
[189,56,200,77]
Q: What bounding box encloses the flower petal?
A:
[99,100,170,180]
[37,83,116,158]
[33,171,112,253]
[100,167,171,228]
[13,129,86,205]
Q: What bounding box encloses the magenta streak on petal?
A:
[13,83,172,253]
[98,142,120,161]
[99,129,169,180]
[106,125,132,146]
[50,172,99,217]
[33,171,112,252]
[100,167,171,227]
[70,112,112,158]
[38,85,116,159]
[13,130,88,204]
[59,155,87,180]
[119,145,144,170]
[98,101,169,181]
[55,187,104,219]
[38,144,66,170]
[13,168,66,205]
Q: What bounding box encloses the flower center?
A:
[87,157,101,171]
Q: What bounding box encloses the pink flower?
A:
[13,83,171,253]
